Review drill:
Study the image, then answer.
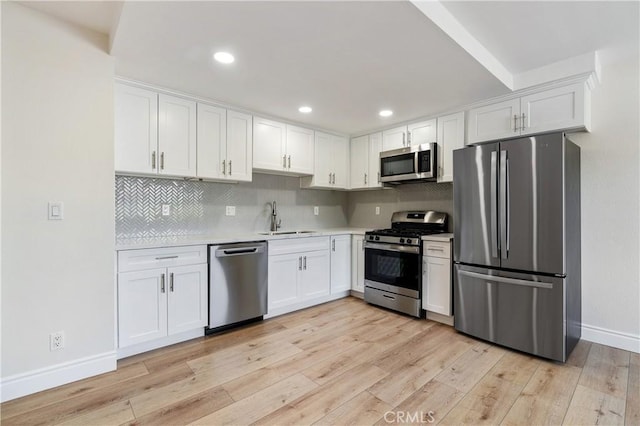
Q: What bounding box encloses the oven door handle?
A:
[364,242,420,254]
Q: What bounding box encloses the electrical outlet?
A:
[48,202,64,220]
[50,331,64,351]
[375,206,380,215]
[314,206,319,216]
[162,204,171,216]
[226,206,236,216]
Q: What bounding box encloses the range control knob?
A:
[399,238,405,244]
[369,235,374,240]
[375,236,380,241]
[406,239,412,244]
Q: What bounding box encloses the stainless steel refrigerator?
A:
[453,132,581,362]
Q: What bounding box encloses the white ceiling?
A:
[19,1,639,135]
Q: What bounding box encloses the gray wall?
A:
[347,183,453,231]
[116,174,349,239]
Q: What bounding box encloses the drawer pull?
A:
[155,255,179,260]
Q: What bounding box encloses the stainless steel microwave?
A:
[379,143,436,184]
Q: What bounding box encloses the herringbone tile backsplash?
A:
[116,174,349,239]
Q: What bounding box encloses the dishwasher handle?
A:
[215,246,265,257]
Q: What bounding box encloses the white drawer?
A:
[423,241,451,259]
[268,236,330,256]
[118,245,207,272]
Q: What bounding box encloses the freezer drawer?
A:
[454,264,566,362]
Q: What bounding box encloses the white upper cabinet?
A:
[408,119,437,146]
[225,110,253,182]
[158,94,197,177]
[467,98,520,144]
[286,125,314,175]
[115,83,158,174]
[253,117,286,171]
[468,82,591,144]
[436,111,465,183]
[520,83,589,135]
[253,118,313,175]
[349,135,369,190]
[196,104,226,180]
[368,132,383,188]
[115,83,197,178]
[197,106,252,182]
[349,132,383,190]
[382,126,407,151]
[301,132,348,189]
[382,120,436,152]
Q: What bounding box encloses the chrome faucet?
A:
[270,201,282,232]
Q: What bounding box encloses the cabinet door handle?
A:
[407,131,411,145]
[160,152,165,170]
[298,256,302,271]
[513,115,519,132]
[288,155,291,169]
[364,173,368,185]
[377,172,380,183]
[303,256,307,270]
[283,155,287,168]
[151,151,157,170]
[222,160,226,175]
[169,272,174,292]
[229,160,232,175]
[160,273,165,293]
[332,239,336,251]
[521,113,526,131]
[329,172,332,183]
[332,173,335,184]
[402,132,406,146]
[155,255,178,260]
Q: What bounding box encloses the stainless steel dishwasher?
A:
[208,241,268,330]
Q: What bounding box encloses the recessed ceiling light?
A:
[379,110,393,117]
[298,106,312,113]
[214,52,235,64]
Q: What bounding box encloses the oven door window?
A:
[381,153,415,177]
[365,247,420,292]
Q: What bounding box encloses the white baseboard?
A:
[117,328,204,359]
[426,311,454,326]
[265,291,350,319]
[0,351,117,403]
[582,323,640,353]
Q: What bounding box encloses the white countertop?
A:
[116,228,371,250]
[421,233,454,242]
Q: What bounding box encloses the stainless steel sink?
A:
[257,230,316,236]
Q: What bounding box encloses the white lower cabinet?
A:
[330,235,351,294]
[351,235,365,293]
[422,240,452,318]
[267,235,354,317]
[117,245,207,356]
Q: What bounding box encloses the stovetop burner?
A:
[365,210,448,246]
[370,228,446,237]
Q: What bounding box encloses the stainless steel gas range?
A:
[364,211,448,317]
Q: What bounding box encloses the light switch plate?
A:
[375,206,380,215]
[226,206,236,216]
[162,204,171,216]
[314,206,319,216]
[48,202,64,220]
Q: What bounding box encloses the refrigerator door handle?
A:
[490,151,498,258]
[506,156,510,255]
[500,150,508,259]
[459,270,553,289]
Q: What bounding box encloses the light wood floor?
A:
[2,297,638,425]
